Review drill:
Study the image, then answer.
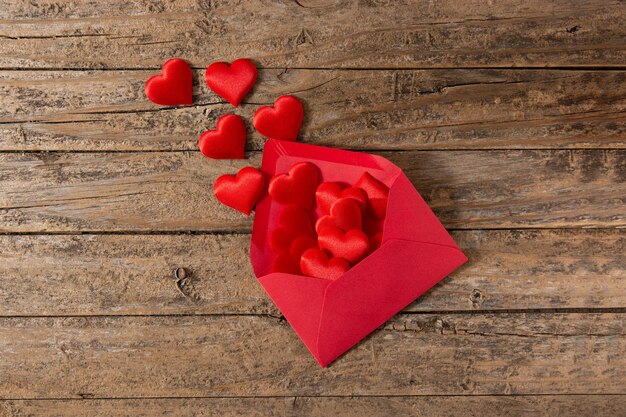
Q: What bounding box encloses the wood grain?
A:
[0,0,624,69]
[0,313,623,398]
[1,150,624,232]
[3,396,625,417]
[1,69,625,151]
[1,229,624,316]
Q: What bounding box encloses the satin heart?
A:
[355,172,389,219]
[145,58,193,105]
[205,58,257,107]
[271,251,301,275]
[198,114,246,159]
[268,162,319,209]
[318,226,370,264]
[289,235,318,258]
[269,205,315,252]
[315,197,362,233]
[315,182,367,214]
[300,248,349,280]
[213,167,265,215]
[253,95,304,141]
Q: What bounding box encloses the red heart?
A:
[268,162,319,209]
[198,114,246,159]
[300,248,349,280]
[318,226,370,264]
[253,95,304,141]
[315,182,367,214]
[269,205,315,252]
[145,58,193,105]
[315,197,362,233]
[205,58,257,107]
[355,172,389,219]
[271,252,301,275]
[213,167,265,215]
[369,231,383,251]
[289,235,318,258]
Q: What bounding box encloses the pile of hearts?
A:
[146,58,468,367]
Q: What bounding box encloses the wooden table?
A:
[1,1,624,415]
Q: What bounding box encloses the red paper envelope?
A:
[250,140,468,367]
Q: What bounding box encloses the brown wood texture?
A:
[1,69,624,151]
[0,229,624,316]
[3,396,626,417]
[0,313,624,398]
[1,150,624,232]
[0,0,624,69]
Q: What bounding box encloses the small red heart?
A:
[318,226,370,264]
[315,197,362,233]
[315,182,367,214]
[213,167,265,215]
[269,205,315,252]
[268,162,319,209]
[198,114,246,159]
[300,248,349,280]
[289,235,318,258]
[253,95,304,141]
[369,231,383,251]
[145,58,193,105]
[205,58,257,107]
[271,251,301,275]
[355,172,389,219]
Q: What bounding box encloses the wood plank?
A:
[1,69,625,151]
[2,396,625,417]
[1,150,624,232]
[1,230,624,316]
[0,0,624,69]
[0,313,623,398]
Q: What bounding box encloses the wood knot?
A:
[174,267,187,280]
[470,289,486,308]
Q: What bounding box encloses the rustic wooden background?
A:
[0,0,625,416]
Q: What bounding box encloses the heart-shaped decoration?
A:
[253,95,304,141]
[318,226,370,264]
[213,167,265,215]
[300,248,349,280]
[269,205,315,252]
[205,58,257,107]
[271,251,301,274]
[315,182,367,214]
[355,172,389,219]
[198,114,246,159]
[145,58,193,105]
[315,197,362,233]
[268,162,319,209]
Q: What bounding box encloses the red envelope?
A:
[250,140,468,367]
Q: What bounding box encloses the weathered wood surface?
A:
[3,396,626,417]
[0,0,624,69]
[0,313,623,398]
[1,229,624,316]
[1,69,625,151]
[1,150,624,232]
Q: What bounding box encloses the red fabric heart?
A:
[315,197,362,233]
[300,248,349,280]
[315,182,367,214]
[268,162,319,209]
[205,58,257,107]
[145,58,193,105]
[289,235,318,258]
[213,167,265,215]
[355,172,389,219]
[253,95,304,141]
[269,205,315,252]
[198,114,246,159]
[271,252,301,275]
[318,226,370,264]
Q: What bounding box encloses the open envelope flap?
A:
[315,239,468,366]
[258,273,331,357]
[383,172,459,248]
